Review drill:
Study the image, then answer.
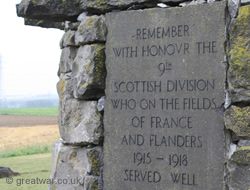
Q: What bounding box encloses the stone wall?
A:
[225,4,250,190]
[16,0,250,189]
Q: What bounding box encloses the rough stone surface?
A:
[228,147,250,190]
[238,140,250,146]
[189,0,206,5]
[0,167,19,178]
[49,142,85,190]
[228,5,250,90]
[179,0,206,7]
[49,141,62,187]
[159,0,186,3]
[228,143,237,159]
[60,30,77,49]
[80,0,111,13]
[75,15,107,46]
[207,0,217,3]
[49,142,103,190]
[224,90,231,109]
[83,176,99,190]
[225,106,250,140]
[87,146,104,176]
[227,162,250,190]
[80,0,156,12]
[228,0,240,18]
[108,0,152,7]
[58,47,78,75]
[65,21,81,32]
[228,18,236,34]
[17,0,82,21]
[229,88,250,103]
[104,2,226,190]
[231,146,250,165]
[97,96,105,112]
[77,12,88,22]
[58,99,103,145]
[57,73,73,101]
[72,44,106,100]
[157,3,169,8]
[24,18,64,29]
[179,1,192,6]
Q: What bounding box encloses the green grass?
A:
[0,145,52,158]
[0,153,52,190]
[0,107,58,116]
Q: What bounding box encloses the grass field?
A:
[0,144,51,158]
[0,107,58,116]
[0,154,52,190]
[0,108,59,189]
[0,125,59,151]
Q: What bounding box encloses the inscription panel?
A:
[104,2,226,190]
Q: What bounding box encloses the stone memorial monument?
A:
[104,2,227,190]
[15,0,250,189]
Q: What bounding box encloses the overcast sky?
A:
[0,1,64,97]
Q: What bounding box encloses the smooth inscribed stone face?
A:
[104,2,227,190]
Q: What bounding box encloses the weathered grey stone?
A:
[58,47,78,75]
[49,143,86,190]
[83,176,99,190]
[228,18,236,34]
[231,146,250,165]
[228,143,237,159]
[190,0,206,5]
[229,88,250,103]
[157,3,169,8]
[225,106,250,140]
[227,162,250,190]
[97,96,105,112]
[207,0,217,3]
[49,142,103,190]
[77,12,88,22]
[16,0,82,21]
[80,0,156,12]
[87,146,103,176]
[49,141,62,185]
[58,99,103,145]
[24,18,64,29]
[159,0,186,3]
[72,44,106,100]
[126,4,150,10]
[180,0,206,7]
[241,0,250,5]
[60,30,77,49]
[0,167,19,178]
[104,2,227,190]
[227,146,250,189]
[179,1,192,6]
[225,90,231,109]
[57,73,73,101]
[228,5,250,90]
[75,15,107,46]
[238,140,250,146]
[228,0,240,18]
[65,21,81,32]
[98,167,104,190]
[108,0,152,7]
[180,0,206,6]
[80,0,111,13]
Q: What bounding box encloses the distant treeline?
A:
[0,99,59,108]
